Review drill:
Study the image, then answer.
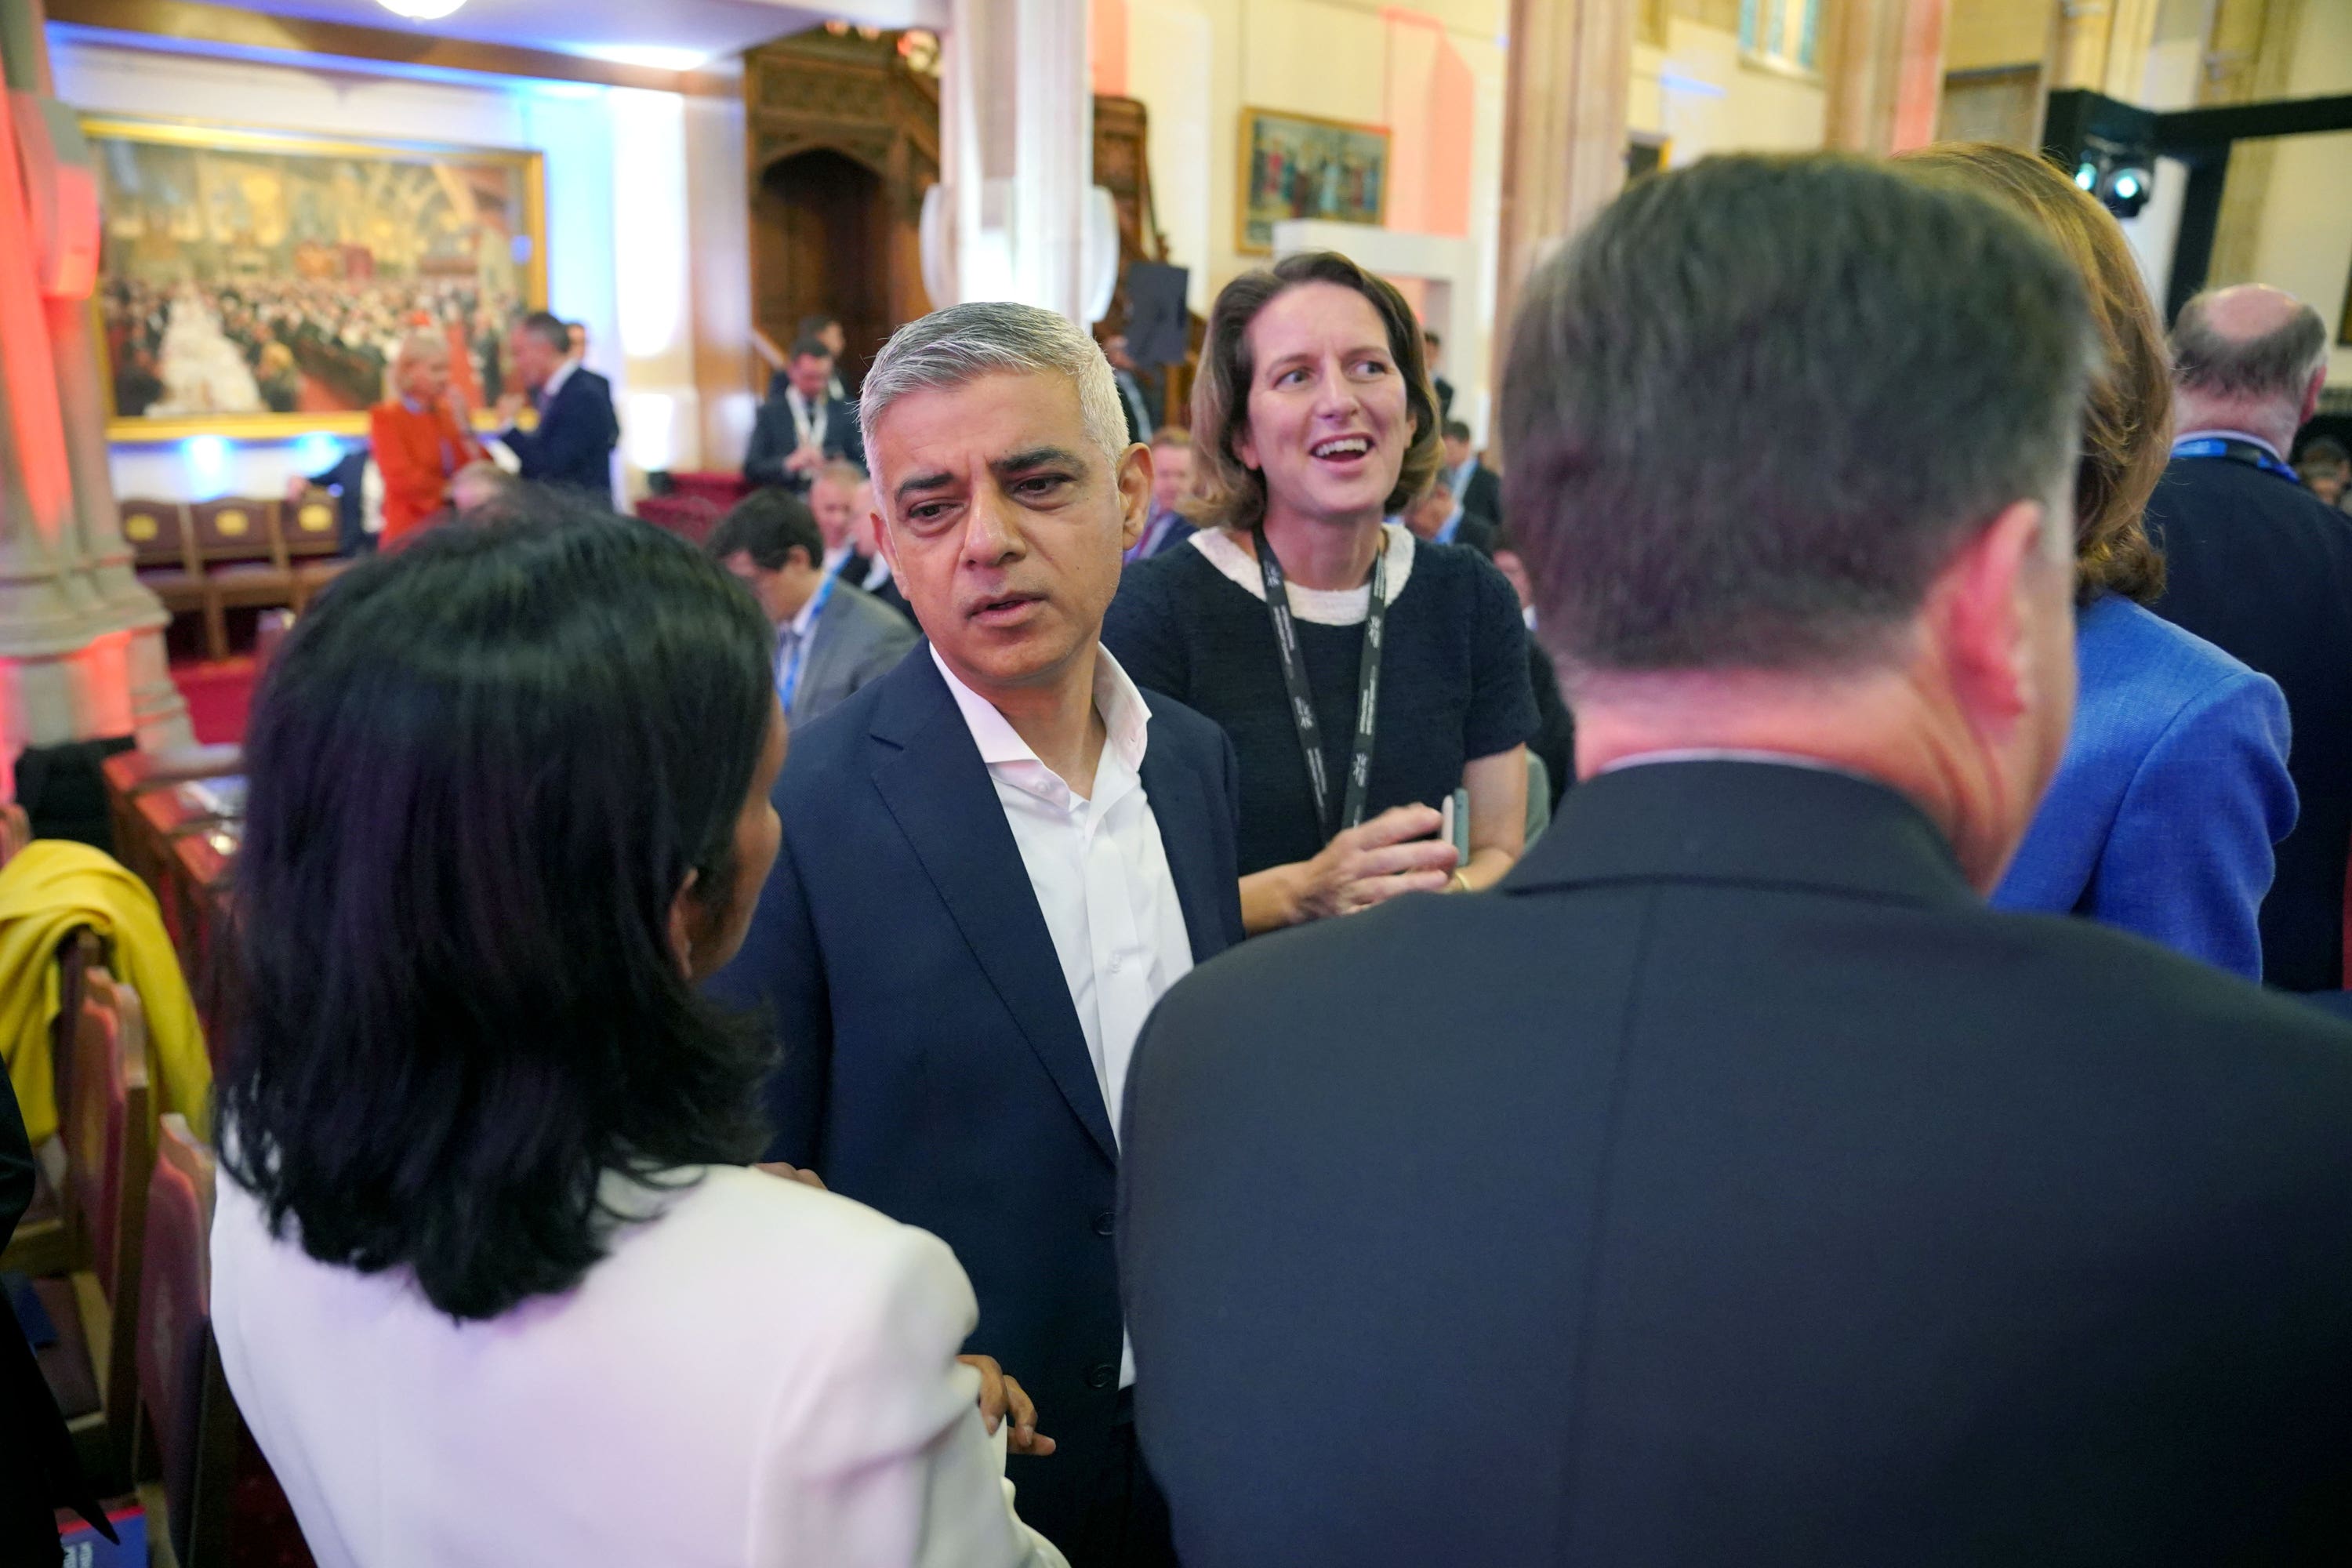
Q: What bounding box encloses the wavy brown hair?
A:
[1897,141,2169,605]
[1189,251,1444,534]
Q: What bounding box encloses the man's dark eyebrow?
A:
[992,445,1087,477]
[893,470,956,505]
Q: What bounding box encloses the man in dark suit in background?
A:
[1125,427,1197,562]
[706,488,916,731]
[745,338,863,494]
[1441,419,1502,524]
[1422,325,1454,419]
[2144,285,2352,991]
[713,301,1243,1568]
[1120,155,2352,1567]
[495,310,619,498]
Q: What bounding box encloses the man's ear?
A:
[1116,444,1153,552]
[2303,365,2328,428]
[1929,499,2055,735]
[873,500,900,575]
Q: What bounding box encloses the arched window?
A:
[1740,0,1822,73]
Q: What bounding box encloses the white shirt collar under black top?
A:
[931,643,1195,1392]
[2174,427,2285,461]
[542,358,578,406]
[1189,521,1417,627]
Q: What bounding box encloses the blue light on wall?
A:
[180,434,232,500]
[292,433,347,476]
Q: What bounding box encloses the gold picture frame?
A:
[85,114,548,443]
[1236,107,1390,256]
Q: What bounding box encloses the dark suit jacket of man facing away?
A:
[743,392,865,492]
[500,367,619,496]
[1120,760,2352,1567]
[2145,452,2352,989]
[709,645,1245,1553]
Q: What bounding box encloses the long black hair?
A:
[216,500,778,1319]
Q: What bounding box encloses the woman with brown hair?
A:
[1104,252,1537,931]
[1900,142,2294,978]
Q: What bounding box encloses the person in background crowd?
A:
[449,460,521,522]
[3,1079,113,1563]
[2144,285,2352,990]
[1422,325,1454,419]
[1404,475,1497,556]
[1103,334,1158,445]
[712,302,1244,1568]
[1127,428,1197,563]
[495,310,619,498]
[288,441,382,557]
[1899,143,2294,982]
[369,328,487,550]
[1105,251,1536,935]
[1120,150,2352,1568]
[747,339,864,495]
[768,313,853,405]
[212,506,1067,1568]
[1492,534,1536,628]
[808,461,875,580]
[1441,419,1502,524]
[709,488,917,731]
[848,470,916,622]
[2296,435,2348,510]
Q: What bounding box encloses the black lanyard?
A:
[1253,525,1388,843]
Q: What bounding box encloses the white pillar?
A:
[939,0,1094,321]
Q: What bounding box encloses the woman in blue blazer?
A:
[1904,143,2295,981]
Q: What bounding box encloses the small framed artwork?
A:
[1237,108,1390,256]
[85,114,547,441]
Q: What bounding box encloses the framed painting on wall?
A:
[84,115,547,441]
[1237,108,1389,256]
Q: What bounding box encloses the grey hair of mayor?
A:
[2170,291,2330,401]
[859,302,1131,483]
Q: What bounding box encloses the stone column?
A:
[939,0,1094,321]
[0,0,190,773]
[1825,0,1949,156]
[1490,0,1632,461]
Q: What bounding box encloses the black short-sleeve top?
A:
[1104,524,1539,878]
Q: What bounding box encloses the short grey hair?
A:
[859,302,1130,481]
[2172,291,2328,401]
[393,328,450,367]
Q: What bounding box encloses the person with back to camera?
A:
[1117,152,2352,1567]
[1899,142,2295,980]
[1104,252,1537,932]
[209,500,1066,1568]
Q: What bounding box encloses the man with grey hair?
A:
[2147,285,2352,989]
[1120,156,2352,1563]
[711,300,1243,1566]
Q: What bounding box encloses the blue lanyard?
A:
[776,570,839,713]
[2173,437,2301,485]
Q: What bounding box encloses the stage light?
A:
[376,0,466,20]
[2074,161,2098,191]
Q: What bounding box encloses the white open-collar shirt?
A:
[932,644,1195,1390]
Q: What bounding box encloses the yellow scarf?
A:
[0,839,210,1145]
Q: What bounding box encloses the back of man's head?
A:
[1504,153,2093,681]
[2170,285,2327,418]
[707,488,822,573]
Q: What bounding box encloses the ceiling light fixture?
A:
[377,0,467,21]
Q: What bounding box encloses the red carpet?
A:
[171,659,259,746]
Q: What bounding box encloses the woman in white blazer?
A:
[209,505,1066,1568]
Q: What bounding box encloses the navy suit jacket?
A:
[708,643,1244,1550]
[743,393,864,492]
[503,368,618,495]
[2147,450,2352,988]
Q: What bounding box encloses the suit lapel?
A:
[867,656,1120,1163]
[1138,736,1229,964]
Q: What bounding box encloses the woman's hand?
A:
[960,1355,1056,1455]
[1244,804,1458,931]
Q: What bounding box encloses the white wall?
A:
[49,36,702,503]
[1631,16,1829,165]
[2242,0,2352,386]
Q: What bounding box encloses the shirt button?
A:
[1107,955,1123,974]
[1085,1363,1118,1390]
[1092,1209,1116,1236]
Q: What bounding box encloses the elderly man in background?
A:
[1119,154,2352,1566]
[495,310,619,499]
[368,329,486,550]
[2145,285,2352,991]
[1125,427,1197,563]
[746,337,863,494]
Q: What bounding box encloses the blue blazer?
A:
[706,643,1243,1548]
[502,368,619,495]
[1994,592,2295,979]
